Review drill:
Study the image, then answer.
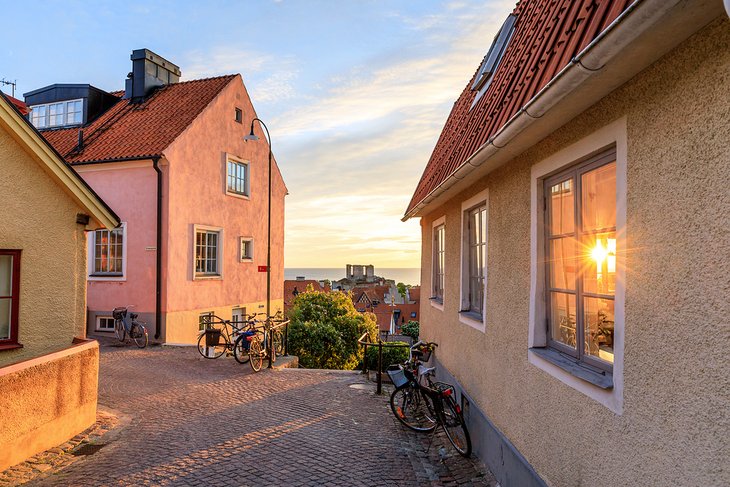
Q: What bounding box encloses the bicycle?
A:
[232,312,268,365]
[197,313,251,360]
[112,306,148,349]
[387,341,472,457]
[238,311,287,372]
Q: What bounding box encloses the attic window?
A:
[471,13,517,108]
[235,108,242,123]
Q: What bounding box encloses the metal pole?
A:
[266,126,273,369]
[377,340,383,395]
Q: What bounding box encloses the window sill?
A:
[429,297,444,311]
[89,274,125,282]
[194,274,223,281]
[0,342,23,352]
[530,347,613,389]
[458,310,485,332]
[240,258,253,263]
[225,191,250,201]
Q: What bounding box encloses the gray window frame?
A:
[195,230,220,276]
[432,223,445,303]
[543,148,616,373]
[92,227,124,276]
[465,203,487,317]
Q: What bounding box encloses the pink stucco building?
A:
[27,49,286,344]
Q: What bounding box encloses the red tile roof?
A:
[407,0,632,214]
[41,75,237,163]
[5,94,29,115]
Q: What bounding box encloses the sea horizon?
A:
[285,268,421,286]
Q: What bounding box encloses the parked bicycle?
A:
[112,306,148,349]
[387,341,472,457]
[236,311,287,372]
[197,313,257,360]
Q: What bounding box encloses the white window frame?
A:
[240,237,254,262]
[459,189,488,332]
[88,222,127,282]
[225,154,250,199]
[528,117,627,414]
[95,316,115,332]
[193,224,224,280]
[430,216,446,311]
[28,98,83,128]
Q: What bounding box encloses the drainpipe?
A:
[153,157,163,340]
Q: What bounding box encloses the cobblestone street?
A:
[22,343,495,486]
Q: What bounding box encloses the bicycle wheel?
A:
[114,320,126,342]
[233,335,251,364]
[440,396,472,457]
[272,328,284,355]
[390,384,437,432]
[197,328,227,359]
[131,323,148,349]
[249,337,264,372]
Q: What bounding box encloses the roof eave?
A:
[403,0,723,221]
[0,93,120,230]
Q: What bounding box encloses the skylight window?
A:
[471,14,517,108]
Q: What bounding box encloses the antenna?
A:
[0,79,17,97]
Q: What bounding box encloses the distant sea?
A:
[285,268,421,286]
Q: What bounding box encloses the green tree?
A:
[401,320,419,340]
[396,282,411,299]
[288,287,377,369]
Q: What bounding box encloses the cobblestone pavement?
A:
[26,343,497,486]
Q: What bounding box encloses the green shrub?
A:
[288,286,377,369]
[365,341,410,370]
[401,320,419,340]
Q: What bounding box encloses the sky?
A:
[0,0,515,268]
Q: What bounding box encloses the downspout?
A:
[153,157,163,340]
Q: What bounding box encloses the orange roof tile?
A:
[41,75,237,164]
[407,0,632,214]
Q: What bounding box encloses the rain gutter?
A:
[403,0,722,221]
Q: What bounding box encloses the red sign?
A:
[258,266,269,272]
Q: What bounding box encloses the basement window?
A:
[471,14,517,108]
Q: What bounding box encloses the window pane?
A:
[549,238,576,290]
[550,179,574,235]
[582,162,616,231]
[0,298,9,339]
[582,232,616,296]
[584,297,615,363]
[550,292,576,349]
[0,255,12,296]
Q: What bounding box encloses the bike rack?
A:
[357,332,411,395]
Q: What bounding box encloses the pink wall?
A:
[79,163,158,314]
[163,75,286,312]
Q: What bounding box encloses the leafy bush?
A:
[288,286,377,369]
[401,320,419,340]
[365,341,410,370]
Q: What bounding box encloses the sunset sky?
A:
[1,0,515,268]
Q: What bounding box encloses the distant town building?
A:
[283,278,330,316]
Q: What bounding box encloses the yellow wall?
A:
[0,126,89,367]
[164,298,284,345]
[0,340,99,471]
[419,18,729,487]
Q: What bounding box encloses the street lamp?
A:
[244,118,274,369]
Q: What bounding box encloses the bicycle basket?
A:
[112,307,127,320]
[386,365,409,388]
[205,329,222,347]
[414,346,432,362]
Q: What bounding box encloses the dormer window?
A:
[28,99,83,129]
[471,14,517,108]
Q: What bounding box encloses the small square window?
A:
[96,316,115,331]
[240,238,254,262]
[199,312,213,331]
[235,108,242,123]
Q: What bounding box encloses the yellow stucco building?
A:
[0,92,119,471]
